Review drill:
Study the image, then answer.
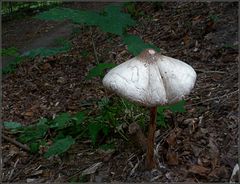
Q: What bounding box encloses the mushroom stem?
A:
[145,106,157,170]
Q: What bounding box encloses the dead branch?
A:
[2,134,30,152]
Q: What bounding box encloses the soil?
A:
[2,2,239,183]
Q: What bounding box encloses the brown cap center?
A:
[137,48,159,63]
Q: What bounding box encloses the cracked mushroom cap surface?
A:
[103,49,197,107]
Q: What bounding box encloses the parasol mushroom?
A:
[102,48,197,170]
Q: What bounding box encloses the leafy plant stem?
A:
[90,27,99,64]
[74,128,88,140]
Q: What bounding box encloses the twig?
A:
[90,27,99,64]
[130,157,140,176]
[8,158,19,181]
[195,69,226,74]
[2,134,30,152]
[186,89,239,107]
[9,155,38,182]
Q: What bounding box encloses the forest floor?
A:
[2,2,239,183]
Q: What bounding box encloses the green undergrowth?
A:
[2,38,72,74]
[2,3,187,159]
[3,3,159,74]
[36,3,160,56]
[3,97,185,158]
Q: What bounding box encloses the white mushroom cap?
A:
[103,49,197,107]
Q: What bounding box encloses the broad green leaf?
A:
[29,139,47,153]
[29,142,40,153]
[50,112,71,129]
[86,63,116,80]
[3,122,22,129]
[36,7,99,25]
[101,124,110,136]
[52,132,66,142]
[96,5,136,35]
[124,2,145,18]
[98,97,110,109]
[167,100,186,113]
[99,143,115,150]
[37,118,48,125]
[72,112,85,124]
[18,123,49,143]
[2,56,24,74]
[88,122,102,145]
[22,43,71,58]
[36,5,136,35]
[1,47,19,57]
[156,100,186,127]
[44,136,75,158]
[123,34,160,56]
[157,108,167,128]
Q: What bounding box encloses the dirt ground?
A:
[2,2,239,183]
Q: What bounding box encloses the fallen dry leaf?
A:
[166,132,177,147]
[42,63,51,70]
[188,165,211,176]
[166,151,179,165]
[22,111,34,117]
[183,33,190,46]
[208,166,228,179]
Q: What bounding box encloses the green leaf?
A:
[22,43,71,58]
[1,47,19,57]
[44,136,75,158]
[86,63,116,80]
[50,112,71,129]
[29,142,40,153]
[157,108,167,128]
[98,97,110,109]
[101,124,110,136]
[124,2,145,18]
[156,100,186,127]
[52,132,66,142]
[3,122,22,129]
[2,56,24,74]
[96,5,136,35]
[37,118,48,125]
[123,34,160,56]
[36,7,99,25]
[36,5,136,35]
[99,143,115,150]
[72,112,85,124]
[88,122,102,145]
[167,100,186,113]
[18,123,49,143]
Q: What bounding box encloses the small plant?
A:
[208,14,219,22]
[2,56,24,74]
[22,38,71,58]
[36,5,136,36]
[2,38,72,74]
[1,47,19,57]
[3,96,147,157]
[86,63,117,80]
[36,4,159,56]
[124,2,145,18]
[3,112,85,157]
[123,34,160,56]
[157,100,186,128]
